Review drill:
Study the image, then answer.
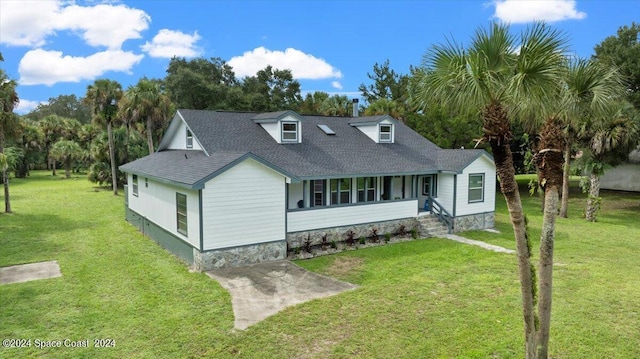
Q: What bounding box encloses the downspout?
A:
[199,190,204,252]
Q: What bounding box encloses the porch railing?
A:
[427,197,453,234]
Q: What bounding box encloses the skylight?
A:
[317,124,335,135]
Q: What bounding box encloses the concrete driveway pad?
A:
[0,261,62,285]
[206,261,357,330]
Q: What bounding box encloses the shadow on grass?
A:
[0,212,87,266]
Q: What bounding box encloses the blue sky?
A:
[1,0,638,114]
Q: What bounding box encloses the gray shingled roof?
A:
[121,109,492,187]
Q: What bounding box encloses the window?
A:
[331,178,351,205]
[176,193,188,236]
[132,175,139,197]
[282,122,298,142]
[379,124,392,143]
[468,174,484,203]
[311,180,325,207]
[186,129,193,148]
[422,175,437,197]
[357,177,376,202]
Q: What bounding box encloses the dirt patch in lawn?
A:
[324,257,365,279]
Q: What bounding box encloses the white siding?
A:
[437,173,455,212]
[202,158,286,250]
[127,174,200,248]
[455,156,496,216]
[288,200,417,232]
[166,121,203,151]
[288,182,304,208]
[601,163,640,192]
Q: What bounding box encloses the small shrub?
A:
[398,224,407,236]
[384,232,391,243]
[369,228,379,242]
[304,233,312,253]
[345,230,356,246]
[330,240,337,249]
[321,234,329,249]
[359,237,366,245]
[294,247,301,255]
[411,228,418,239]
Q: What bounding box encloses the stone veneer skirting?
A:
[453,212,495,232]
[286,218,420,250]
[194,241,287,271]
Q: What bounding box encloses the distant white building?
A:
[601,150,640,192]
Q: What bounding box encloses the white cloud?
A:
[228,47,342,79]
[15,99,45,114]
[0,0,61,47]
[141,29,202,58]
[492,0,586,23]
[331,81,343,90]
[0,0,150,49]
[18,48,144,86]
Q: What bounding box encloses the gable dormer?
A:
[349,115,395,144]
[252,111,303,144]
[158,110,204,152]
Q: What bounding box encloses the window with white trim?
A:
[186,129,193,148]
[282,122,298,142]
[468,174,484,203]
[132,175,139,197]
[357,177,376,202]
[176,193,188,236]
[330,178,351,205]
[379,124,392,143]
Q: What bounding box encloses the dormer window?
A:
[282,122,298,142]
[186,129,193,148]
[379,124,392,143]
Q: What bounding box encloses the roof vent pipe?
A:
[352,98,359,117]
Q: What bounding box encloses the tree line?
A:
[1,21,639,359]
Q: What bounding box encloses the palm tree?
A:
[50,140,83,179]
[0,57,20,213]
[413,22,567,359]
[121,78,172,155]
[84,79,123,195]
[558,58,625,218]
[578,103,639,221]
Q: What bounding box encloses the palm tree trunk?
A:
[0,132,11,213]
[146,118,154,155]
[559,141,571,218]
[484,102,537,358]
[493,141,537,359]
[64,159,71,179]
[107,121,118,195]
[585,172,600,222]
[535,117,565,358]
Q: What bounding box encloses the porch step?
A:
[417,214,450,238]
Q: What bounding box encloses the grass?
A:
[1,171,639,358]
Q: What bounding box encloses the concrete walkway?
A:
[0,261,62,285]
[206,261,357,330]
[444,234,516,254]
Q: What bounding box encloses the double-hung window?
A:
[379,124,392,143]
[282,122,298,142]
[468,174,485,203]
[186,129,193,148]
[330,178,351,205]
[357,177,376,202]
[310,180,325,207]
[132,175,139,197]
[176,193,188,236]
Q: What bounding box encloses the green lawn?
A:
[1,171,639,358]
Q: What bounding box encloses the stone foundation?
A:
[453,212,494,232]
[194,241,286,270]
[286,218,419,250]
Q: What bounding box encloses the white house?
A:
[120,109,496,270]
